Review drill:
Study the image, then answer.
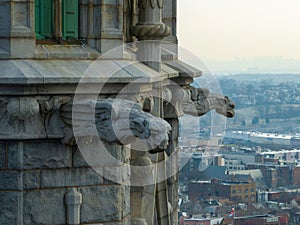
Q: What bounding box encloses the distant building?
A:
[259,149,300,162]
[224,158,246,171]
[230,169,268,190]
[225,131,295,147]
[183,217,223,225]
[188,179,256,203]
[257,190,293,204]
[233,214,288,225]
[247,163,300,188]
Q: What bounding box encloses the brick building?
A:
[188,179,256,203]
[233,215,289,225]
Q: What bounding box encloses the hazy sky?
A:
[177,0,300,63]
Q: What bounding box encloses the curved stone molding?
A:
[183,87,235,118]
[131,23,170,41]
[60,99,171,152]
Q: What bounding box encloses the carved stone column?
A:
[131,0,170,41]
[131,0,171,71]
[54,0,63,41]
[162,85,187,225]
[130,153,156,225]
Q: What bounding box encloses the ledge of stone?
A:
[0,59,180,86]
[164,59,202,78]
[34,45,100,60]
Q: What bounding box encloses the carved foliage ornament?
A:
[0,96,69,139]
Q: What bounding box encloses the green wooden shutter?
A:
[35,0,42,39]
[62,0,78,39]
[35,0,52,39]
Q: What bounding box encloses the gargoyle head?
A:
[215,96,235,118]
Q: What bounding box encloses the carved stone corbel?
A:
[0,97,45,138]
[183,86,235,118]
[163,86,191,119]
[0,96,70,140]
[60,99,171,152]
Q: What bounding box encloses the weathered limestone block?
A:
[131,218,148,225]
[8,142,72,170]
[105,216,130,225]
[0,171,40,190]
[23,171,40,190]
[0,191,21,225]
[79,186,127,223]
[102,141,131,164]
[123,185,131,217]
[23,189,66,225]
[97,0,124,53]
[130,154,157,225]
[0,143,5,170]
[72,146,90,168]
[41,168,103,188]
[103,165,131,185]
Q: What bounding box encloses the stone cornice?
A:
[0,59,177,85]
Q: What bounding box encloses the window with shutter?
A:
[62,0,78,39]
[35,0,53,40]
[35,0,78,41]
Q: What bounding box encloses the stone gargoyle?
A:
[183,86,235,118]
[60,99,171,152]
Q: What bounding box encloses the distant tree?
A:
[252,117,259,125]
[241,120,246,126]
[265,118,270,124]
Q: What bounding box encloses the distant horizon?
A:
[204,57,300,74]
[178,0,300,73]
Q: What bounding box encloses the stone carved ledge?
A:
[60,99,171,152]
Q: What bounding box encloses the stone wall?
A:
[0,141,131,225]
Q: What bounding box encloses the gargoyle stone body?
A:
[60,99,171,152]
[183,87,235,118]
